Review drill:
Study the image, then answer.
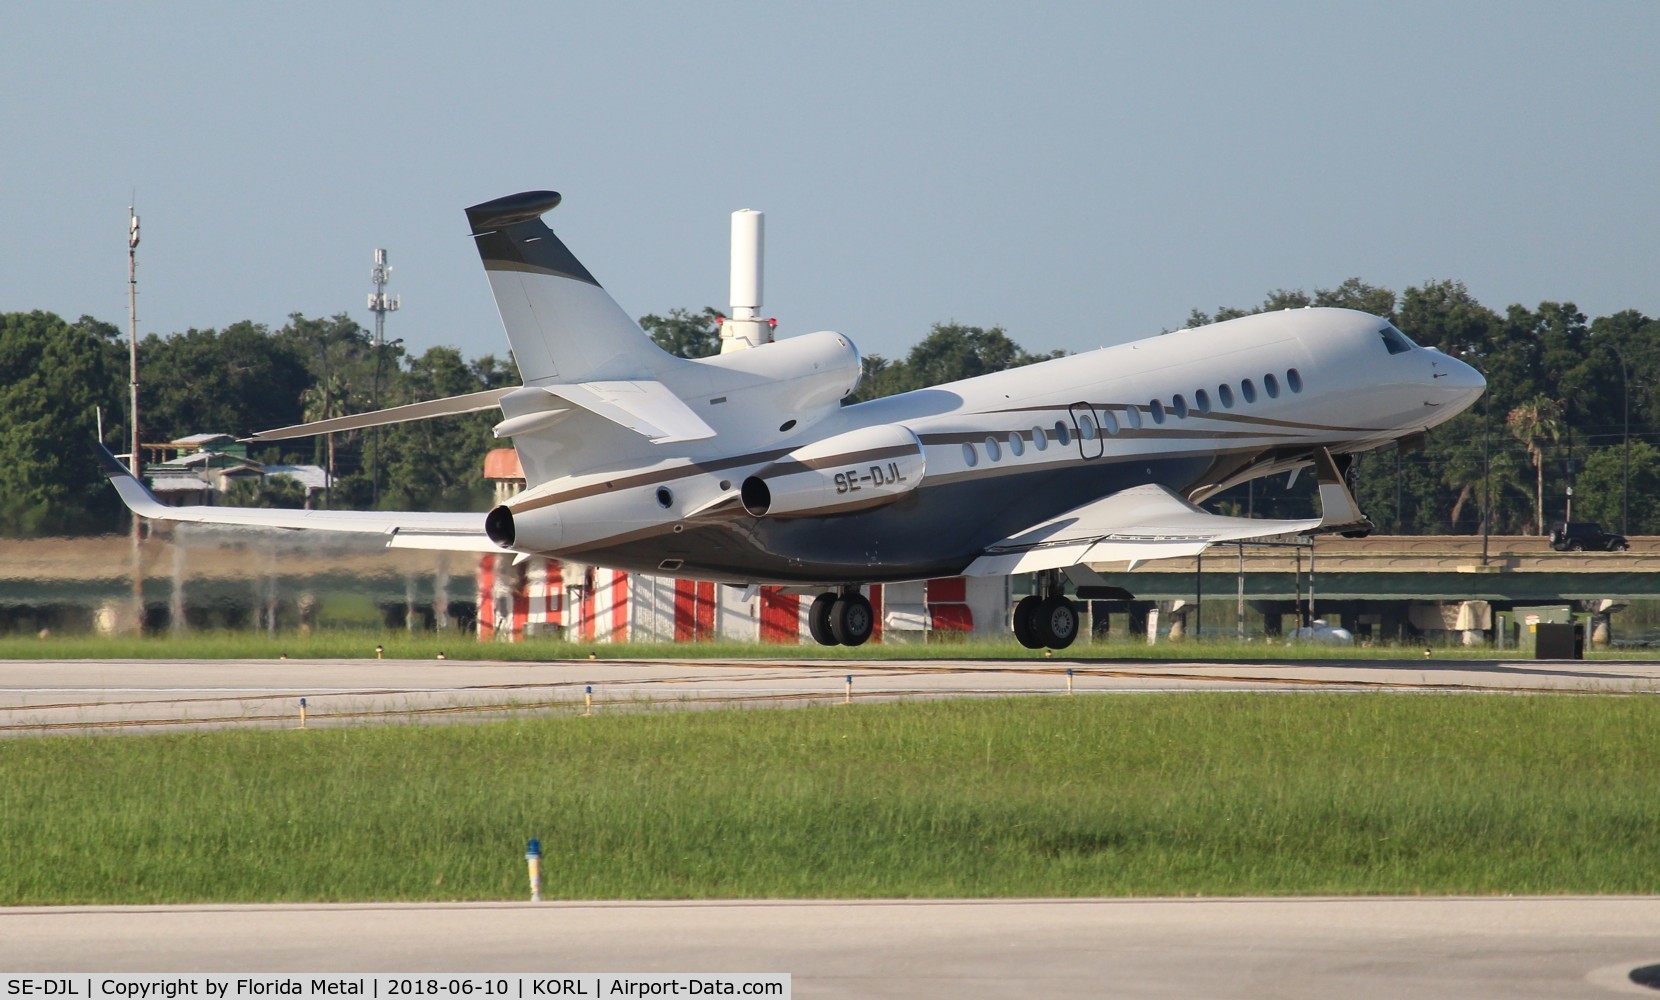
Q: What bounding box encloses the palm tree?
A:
[299,366,354,506]
[1505,396,1564,535]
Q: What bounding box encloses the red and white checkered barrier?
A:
[476,555,1009,644]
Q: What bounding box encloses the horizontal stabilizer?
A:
[546,380,715,444]
[246,388,516,442]
[963,484,1319,577]
[96,444,498,552]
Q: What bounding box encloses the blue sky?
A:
[4,1,1656,364]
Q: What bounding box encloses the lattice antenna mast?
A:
[368,248,399,349]
[367,249,400,504]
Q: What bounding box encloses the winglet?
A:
[96,442,170,520]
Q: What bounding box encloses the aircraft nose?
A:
[1435,355,1486,409]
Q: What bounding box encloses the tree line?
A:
[2,275,1655,537]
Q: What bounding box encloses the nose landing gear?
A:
[808,587,874,647]
[1013,570,1079,650]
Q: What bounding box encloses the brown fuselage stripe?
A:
[508,447,793,515]
[759,443,920,475]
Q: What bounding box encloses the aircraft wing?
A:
[962,484,1320,577]
[97,445,498,553]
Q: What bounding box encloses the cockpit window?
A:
[1379,324,1415,355]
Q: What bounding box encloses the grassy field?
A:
[3,693,1658,904]
[0,631,1636,661]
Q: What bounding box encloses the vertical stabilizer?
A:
[466,191,675,385]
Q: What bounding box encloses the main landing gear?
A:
[1012,570,1079,650]
[808,587,874,647]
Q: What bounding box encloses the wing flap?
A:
[963,484,1319,577]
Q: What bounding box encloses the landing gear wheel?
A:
[1013,595,1043,649]
[1036,596,1079,650]
[808,593,839,646]
[830,594,874,647]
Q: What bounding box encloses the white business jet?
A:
[100,190,1485,649]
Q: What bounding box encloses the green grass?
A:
[3,694,1658,903]
[0,631,1638,661]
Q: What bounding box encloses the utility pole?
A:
[127,204,143,631]
[367,249,399,505]
[1460,348,1492,566]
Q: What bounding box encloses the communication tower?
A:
[368,248,400,348]
[367,249,400,504]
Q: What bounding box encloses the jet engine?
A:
[697,330,863,430]
[487,482,701,553]
[741,424,925,517]
[485,501,558,551]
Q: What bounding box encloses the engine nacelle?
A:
[485,502,561,551]
[696,330,862,430]
[487,465,729,554]
[742,424,925,517]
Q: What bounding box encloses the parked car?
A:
[1549,521,1629,552]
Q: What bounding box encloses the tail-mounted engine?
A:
[742,424,925,517]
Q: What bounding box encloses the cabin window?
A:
[1101,410,1119,435]
[985,437,1002,461]
[1240,378,1256,403]
[1031,426,1048,451]
[1171,394,1189,419]
[1264,373,1280,398]
[1008,432,1024,457]
[1194,389,1211,413]
[1287,368,1304,393]
[962,443,978,467]
[1379,325,1414,355]
[1148,399,1166,424]
[1078,414,1096,439]
[1218,383,1235,408]
[1124,406,1142,430]
[1054,420,1071,446]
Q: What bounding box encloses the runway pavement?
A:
[3,897,1659,997]
[4,655,1660,736]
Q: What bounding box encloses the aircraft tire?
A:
[830,594,874,647]
[1013,595,1043,649]
[1036,596,1079,650]
[808,593,839,646]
